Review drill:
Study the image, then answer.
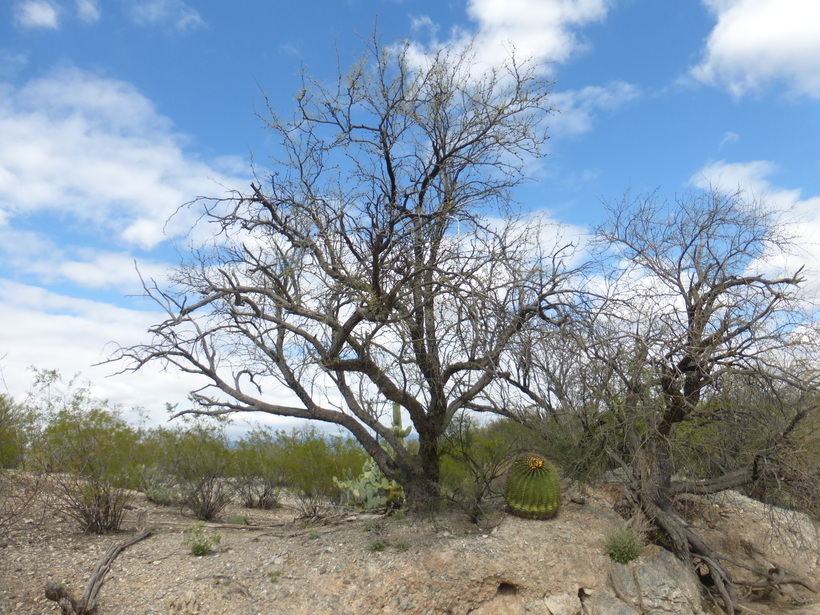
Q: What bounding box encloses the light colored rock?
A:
[609,546,704,615]
[581,593,640,615]
[543,592,582,615]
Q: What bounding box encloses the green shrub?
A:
[150,422,235,521]
[368,537,387,552]
[393,540,410,552]
[605,528,643,563]
[135,463,179,506]
[0,395,33,469]
[440,416,526,522]
[0,395,39,535]
[31,402,139,533]
[233,426,285,509]
[183,521,222,556]
[275,426,366,517]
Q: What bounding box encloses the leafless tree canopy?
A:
[109,35,818,611]
[576,189,819,613]
[112,39,578,500]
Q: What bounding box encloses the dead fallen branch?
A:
[44,527,154,614]
[722,556,819,594]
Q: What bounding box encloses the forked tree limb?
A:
[44,527,154,614]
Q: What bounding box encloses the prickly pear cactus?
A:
[334,458,405,510]
[504,452,561,519]
[333,402,411,510]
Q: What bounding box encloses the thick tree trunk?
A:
[629,437,739,614]
[403,427,442,510]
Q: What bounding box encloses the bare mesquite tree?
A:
[113,40,577,502]
[583,189,818,612]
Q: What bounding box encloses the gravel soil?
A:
[1,479,818,615]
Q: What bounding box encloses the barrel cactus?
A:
[504,452,561,519]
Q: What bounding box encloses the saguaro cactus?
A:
[504,452,561,519]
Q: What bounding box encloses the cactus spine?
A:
[504,452,561,519]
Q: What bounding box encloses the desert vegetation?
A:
[2,36,818,615]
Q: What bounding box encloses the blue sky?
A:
[1,0,819,422]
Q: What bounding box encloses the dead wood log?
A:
[44,527,153,614]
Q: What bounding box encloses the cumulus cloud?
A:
[549,81,639,136]
[691,160,820,292]
[0,280,206,421]
[692,0,820,98]
[13,0,60,29]
[127,0,204,32]
[410,0,611,72]
[0,67,246,251]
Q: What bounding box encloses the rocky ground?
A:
[0,480,817,615]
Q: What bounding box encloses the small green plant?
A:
[307,530,320,540]
[226,514,249,525]
[136,464,179,506]
[368,537,387,552]
[267,570,282,583]
[183,521,222,556]
[504,452,561,520]
[605,528,643,563]
[393,540,409,552]
[145,485,178,506]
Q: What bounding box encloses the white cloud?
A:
[549,81,639,136]
[127,0,204,32]
[75,0,100,23]
[0,67,246,250]
[719,131,740,148]
[0,280,205,421]
[693,0,820,98]
[0,225,169,292]
[691,160,820,294]
[13,0,60,29]
[411,0,611,72]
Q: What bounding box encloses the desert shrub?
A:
[225,514,249,525]
[160,422,235,521]
[31,404,139,533]
[233,426,285,509]
[0,394,35,469]
[393,540,410,552]
[135,463,179,506]
[275,426,366,517]
[182,521,222,556]
[0,471,40,537]
[440,416,532,523]
[605,527,643,563]
[0,396,40,535]
[668,387,820,517]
